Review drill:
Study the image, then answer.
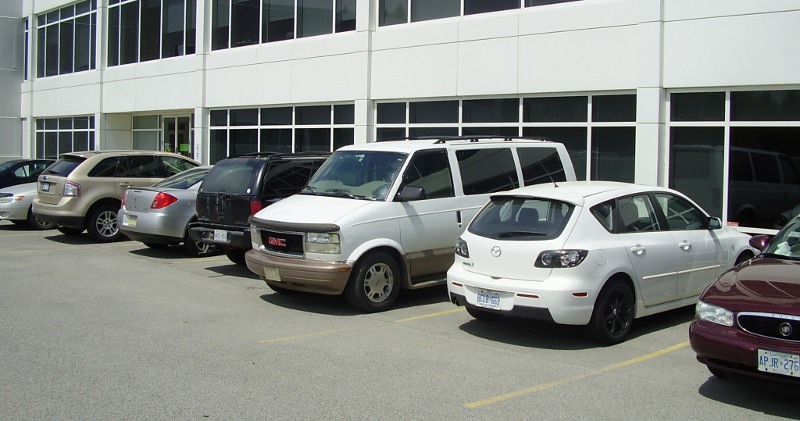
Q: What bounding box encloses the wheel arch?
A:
[599,271,638,319]
[348,245,408,289]
[85,197,122,224]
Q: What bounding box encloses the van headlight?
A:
[695,300,734,326]
[306,233,341,254]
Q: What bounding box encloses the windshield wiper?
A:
[300,186,319,195]
[498,231,547,238]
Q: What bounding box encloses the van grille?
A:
[738,312,800,342]
[260,230,304,255]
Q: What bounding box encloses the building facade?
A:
[8,0,800,233]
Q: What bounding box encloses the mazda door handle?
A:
[678,241,692,250]
[630,245,646,255]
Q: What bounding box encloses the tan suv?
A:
[32,150,199,242]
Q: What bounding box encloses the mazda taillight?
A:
[151,192,178,209]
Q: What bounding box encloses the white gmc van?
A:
[245,136,576,312]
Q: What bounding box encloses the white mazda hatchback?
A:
[447,181,756,345]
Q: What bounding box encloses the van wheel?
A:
[57,226,84,236]
[345,252,400,312]
[584,279,634,345]
[225,249,247,265]
[87,204,124,242]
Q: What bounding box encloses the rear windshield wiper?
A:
[498,231,547,238]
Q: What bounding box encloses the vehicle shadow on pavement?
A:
[697,375,800,417]
[43,232,108,245]
[458,306,696,350]
[128,245,224,261]
[205,263,260,279]
[259,284,451,317]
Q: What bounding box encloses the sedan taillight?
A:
[151,192,178,209]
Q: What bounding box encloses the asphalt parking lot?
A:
[1,221,798,420]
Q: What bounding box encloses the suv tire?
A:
[57,226,84,236]
[345,252,401,313]
[27,209,55,230]
[225,249,247,265]
[87,204,124,242]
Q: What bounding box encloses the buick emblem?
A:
[779,322,793,337]
[491,246,502,257]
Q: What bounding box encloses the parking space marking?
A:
[258,308,465,344]
[465,341,690,409]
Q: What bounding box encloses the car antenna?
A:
[540,160,559,187]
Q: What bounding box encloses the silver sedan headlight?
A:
[695,300,734,326]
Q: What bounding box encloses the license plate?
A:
[758,349,800,378]
[214,229,229,242]
[122,215,137,227]
[476,289,501,309]
[41,182,50,192]
[263,266,281,282]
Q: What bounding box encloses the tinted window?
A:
[154,167,209,189]
[120,156,160,177]
[262,159,323,196]
[469,196,574,240]
[161,156,197,177]
[517,147,566,185]
[87,157,119,177]
[200,159,260,194]
[399,150,454,200]
[616,195,660,233]
[43,156,85,176]
[653,193,707,231]
[457,148,518,195]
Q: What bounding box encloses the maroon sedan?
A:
[689,216,800,385]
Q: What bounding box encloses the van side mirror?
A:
[708,217,722,230]
[749,234,771,251]
[396,186,426,202]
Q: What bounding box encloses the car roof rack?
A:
[432,135,547,144]
[230,151,331,159]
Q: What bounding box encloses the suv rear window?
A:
[468,196,573,240]
[42,156,86,177]
[200,159,260,194]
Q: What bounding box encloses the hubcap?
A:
[96,210,118,238]
[363,263,393,303]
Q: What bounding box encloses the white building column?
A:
[634,0,665,186]
[194,107,208,163]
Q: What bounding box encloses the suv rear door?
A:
[37,155,86,204]
[196,158,262,225]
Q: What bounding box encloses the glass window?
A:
[296,106,330,125]
[336,0,356,32]
[670,92,724,122]
[652,193,706,231]
[591,127,635,182]
[523,127,587,180]
[377,128,406,141]
[399,149,454,199]
[469,196,574,240]
[298,0,333,38]
[380,0,407,26]
[263,159,324,196]
[231,0,260,47]
[410,101,458,123]
[59,20,74,74]
[262,107,292,125]
[518,147,567,185]
[88,157,120,177]
[59,132,73,155]
[263,0,294,42]
[617,195,660,233]
[523,97,587,122]
[377,103,406,124]
[162,0,186,57]
[669,127,724,219]
[120,1,140,65]
[230,129,258,156]
[45,22,59,76]
[457,148,519,195]
[260,128,293,153]
[37,2,97,77]
[731,90,800,121]
[591,200,614,232]
[334,128,355,150]
[295,128,330,151]
[140,0,161,61]
[526,0,581,5]
[210,130,229,163]
[334,104,355,124]
[464,0,519,15]
[212,0,230,49]
[411,0,459,22]
[462,127,518,137]
[463,99,518,123]
[161,155,197,176]
[409,127,459,138]
[230,108,258,126]
[120,156,161,177]
[593,95,636,122]
[211,110,228,126]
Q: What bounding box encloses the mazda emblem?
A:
[779,322,793,337]
[491,246,502,257]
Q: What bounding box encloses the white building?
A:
[5,0,800,232]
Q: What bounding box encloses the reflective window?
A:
[518,147,567,185]
[411,0,459,22]
[399,150,454,199]
[108,0,196,65]
[379,0,407,26]
[652,193,707,231]
[35,116,96,159]
[37,1,97,78]
[298,0,333,38]
[464,0,518,15]
[456,148,519,195]
[617,194,660,233]
[591,127,635,182]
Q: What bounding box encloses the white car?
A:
[447,181,756,344]
[0,182,54,229]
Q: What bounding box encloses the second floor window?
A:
[36,0,97,78]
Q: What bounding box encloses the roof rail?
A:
[229,151,331,159]
[432,135,547,144]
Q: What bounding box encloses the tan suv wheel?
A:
[87,204,124,242]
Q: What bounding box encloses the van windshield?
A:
[302,150,407,201]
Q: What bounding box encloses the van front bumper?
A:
[245,249,353,295]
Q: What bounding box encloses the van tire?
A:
[87,204,124,242]
[345,252,400,312]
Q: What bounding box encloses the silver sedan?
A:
[0,182,54,229]
[119,166,216,256]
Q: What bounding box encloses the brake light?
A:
[250,199,263,216]
[63,181,80,197]
[151,192,178,209]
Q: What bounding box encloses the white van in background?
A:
[244,136,576,312]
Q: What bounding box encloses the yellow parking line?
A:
[465,341,690,409]
[258,307,465,344]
